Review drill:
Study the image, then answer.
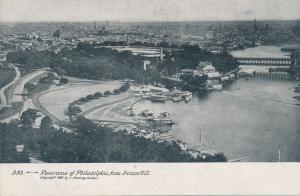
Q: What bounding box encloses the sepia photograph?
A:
[0,0,300,166]
[2,0,300,195]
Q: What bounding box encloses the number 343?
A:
[12,170,23,175]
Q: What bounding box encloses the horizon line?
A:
[0,19,300,24]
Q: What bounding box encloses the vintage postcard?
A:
[0,0,300,195]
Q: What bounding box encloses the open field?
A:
[38,81,123,121]
[85,95,139,130]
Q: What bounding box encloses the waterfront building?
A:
[181,68,204,78]
[200,63,220,78]
[198,61,223,90]
[181,69,195,77]
[207,72,220,78]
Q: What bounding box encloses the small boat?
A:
[172,96,184,102]
[221,76,230,81]
[134,92,141,97]
[150,94,167,102]
[141,94,151,99]
[212,84,223,90]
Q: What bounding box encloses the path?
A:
[0,68,49,122]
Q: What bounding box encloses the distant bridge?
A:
[235,57,292,66]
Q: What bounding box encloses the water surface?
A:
[134,79,300,161]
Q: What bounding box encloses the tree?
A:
[39,72,56,83]
[24,82,37,92]
[94,92,103,97]
[40,116,53,130]
[47,72,56,81]
[86,94,95,100]
[59,77,69,85]
[104,91,111,96]
[20,109,38,126]
[113,89,121,94]
[119,83,130,92]
[67,105,82,117]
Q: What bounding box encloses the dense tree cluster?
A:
[0,111,227,163]
[0,67,16,89]
[59,77,69,85]
[24,82,37,92]
[160,44,238,75]
[20,108,39,126]
[39,72,56,83]
[180,74,209,91]
[6,42,237,85]
[0,123,30,163]
[6,44,150,82]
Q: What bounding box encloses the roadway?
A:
[9,69,49,103]
[0,68,49,122]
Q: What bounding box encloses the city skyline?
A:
[0,0,300,22]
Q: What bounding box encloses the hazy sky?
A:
[0,0,300,22]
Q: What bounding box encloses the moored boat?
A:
[172,96,184,102]
[150,94,167,102]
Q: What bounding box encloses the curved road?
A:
[0,68,49,122]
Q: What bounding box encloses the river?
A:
[230,45,291,58]
[134,45,300,162]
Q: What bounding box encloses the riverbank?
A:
[33,73,300,161]
[1,77,227,163]
[133,78,300,161]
